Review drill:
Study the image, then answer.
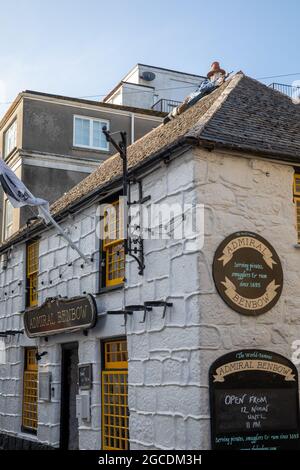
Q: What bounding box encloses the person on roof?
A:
[163,61,227,125]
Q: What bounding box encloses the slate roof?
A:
[50,75,233,216]
[2,72,300,250]
[187,73,300,161]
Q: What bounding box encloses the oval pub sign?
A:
[213,232,283,316]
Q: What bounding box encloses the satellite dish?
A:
[140,71,156,82]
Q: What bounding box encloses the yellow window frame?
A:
[102,339,129,450]
[22,348,38,432]
[27,241,39,307]
[104,339,128,370]
[295,197,300,244]
[294,174,300,196]
[102,200,125,287]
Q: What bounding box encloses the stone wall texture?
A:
[126,148,300,450]
[0,147,299,449]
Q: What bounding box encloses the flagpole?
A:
[37,205,92,264]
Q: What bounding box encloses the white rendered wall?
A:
[130,65,204,103]
[0,147,299,450]
[125,148,300,449]
[106,65,204,109]
[121,83,155,109]
[0,204,127,448]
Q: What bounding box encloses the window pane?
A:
[74,117,90,146]
[27,241,39,307]
[5,200,13,225]
[106,242,125,285]
[27,241,39,275]
[93,120,108,149]
[102,340,128,450]
[103,200,125,247]
[295,175,300,195]
[22,348,38,432]
[4,121,17,158]
[296,199,300,243]
[4,199,13,239]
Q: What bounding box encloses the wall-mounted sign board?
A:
[78,364,93,390]
[210,350,300,450]
[213,232,283,316]
[24,295,97,338]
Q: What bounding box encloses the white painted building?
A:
[0,90,164,244]
[103,63,205,112]
[0,72,300,450]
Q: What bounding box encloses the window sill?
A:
[4,146,18,161]
[94,284,124,296]
[20,427,38,437]
[72,146,110,154]
[24,305,38,312]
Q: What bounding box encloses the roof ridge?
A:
[236,73,298,104]
[4,70,300,252]
[185,72,245,139]
[49,76,243,216]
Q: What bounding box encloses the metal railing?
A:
[151,98,182,113]
[269,82,300,100]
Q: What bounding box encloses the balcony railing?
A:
[269,82,300,100]
[151,98,182,113]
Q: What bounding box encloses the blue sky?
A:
[1,0,300,117]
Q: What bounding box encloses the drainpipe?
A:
[131,113,135,144]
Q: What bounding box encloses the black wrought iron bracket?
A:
[127,180,150,275]
[102,128,149,276]
[107,301,172,325]
[125,304,153,323]
[35,351,48,361]
[107,304,153,326]
[107,309,133,327]
[144,301,173,319]
[0,330,24,337]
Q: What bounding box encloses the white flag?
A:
[0,158,50,221]
[0,157,90,262]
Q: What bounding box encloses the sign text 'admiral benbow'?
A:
[213,232,283,315]
[24,295,97,338]
[209,349,300,450]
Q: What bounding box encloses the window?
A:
[4,120,17,158]
[4,199,13,240]
[294,174,300,243]
[102,339,129,450]
[102,199,125,287]
[73,116,109,151]
[22,348,38,433]
[26,241,39,307]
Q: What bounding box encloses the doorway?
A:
[60,342,79,449]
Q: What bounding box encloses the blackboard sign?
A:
[213,232,283,316]
[78,364,93,390]
[210,350,300,450]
